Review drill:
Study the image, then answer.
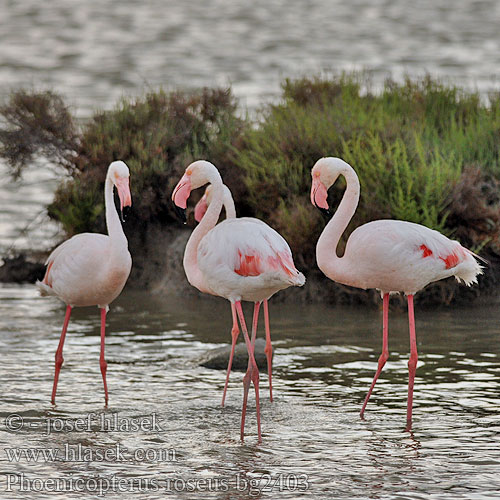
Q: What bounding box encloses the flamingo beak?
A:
[172,173,192,224]
[194,194,208,223]
[115,176,132,221]
[310,176,331,219]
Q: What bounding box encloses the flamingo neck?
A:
[184,175,224,291]
[316,164,360,280]
[223,185,236,219]
[104,176,127,248]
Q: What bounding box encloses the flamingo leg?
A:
[235,301,262,443]
[51,305,72,404]
[251,301,261,350]
[263,299,274,402]
[99,308,109,406]
[360,293,389,418]
[222,303,240,407]
[405,294,418,432]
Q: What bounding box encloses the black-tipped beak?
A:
[121,205,131,223]
[174,204,187,224]
[315,204,332,220]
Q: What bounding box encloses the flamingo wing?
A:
[345,220,482,292]
[204,217,302,278]
[38,233,111,301]
[197,217,305,301]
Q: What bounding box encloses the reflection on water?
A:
[1,283,499,498]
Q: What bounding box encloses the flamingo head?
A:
[172,160,221,223]
[194,185,212,222]
[310,157,348,219]
[109,161,132,217]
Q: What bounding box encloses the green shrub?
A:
[236,73,500,267]
[2,75,500,304]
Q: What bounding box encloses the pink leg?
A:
[251,301,261,350]
[263,299,274,402]
[221,303,240,407]
[360,293,389,418]
[235,301,262,443]
[100,308,109,406]
[51,305,72,404]
[406,294,418,432]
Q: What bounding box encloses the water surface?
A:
[1,284,499,498]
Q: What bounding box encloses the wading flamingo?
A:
[37,161,132,405]
[194,185,275,406]
[310,157,482,431]
[173,160,305,442]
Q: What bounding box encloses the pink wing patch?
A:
[420,244,433,258]
[440,253,460,269]
[234,250,297,278]
[267,251,297,278]
[235,252,262,277]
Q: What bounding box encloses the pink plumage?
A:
[198,217,304,302]
[173,160,305,442]
[311,157,482,431]
[37,160,133,405]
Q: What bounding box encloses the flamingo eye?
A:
[314,171,321,178]
[186,169,192,176]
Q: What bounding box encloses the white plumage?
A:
[198,217,305,302]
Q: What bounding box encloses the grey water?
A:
[0,285,499,499]
[1,0,500,498]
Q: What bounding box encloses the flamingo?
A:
[310,157,482,431]
[172,160,305,442]
[194,185,276,407]
[37,160,132,405]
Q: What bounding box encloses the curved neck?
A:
[223,185,236,219]
[316,165,360,278]
[104,177,127,247]
[184,178,224,291]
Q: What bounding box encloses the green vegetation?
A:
[2,74,500,304]
[237,75,500,270]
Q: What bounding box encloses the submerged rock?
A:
[198,338,271,371]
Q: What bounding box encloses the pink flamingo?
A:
[173,160,305,442]
[310,157,482,431]
[37,160,132,405]
[194,185,276,407]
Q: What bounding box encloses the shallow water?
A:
[1,1,500,497]
[1,283,499,498]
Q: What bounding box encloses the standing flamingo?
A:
[310,157,482,431]
[37,160,132,405]
[194,185,275,407]
[173,160,305,442]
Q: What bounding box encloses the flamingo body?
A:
[198,217,305,302]
[329,219,480,295]
[38,233,131,308]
